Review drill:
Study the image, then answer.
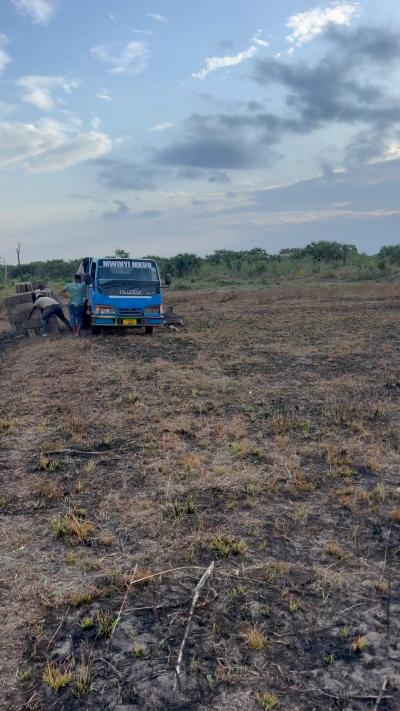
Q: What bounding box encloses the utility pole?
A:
[16,242,23,280]
[0,257,6,284]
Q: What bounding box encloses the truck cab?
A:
[85,257,167,334]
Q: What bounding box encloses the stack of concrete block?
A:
[4,292,40,336]
[4,285,60,337]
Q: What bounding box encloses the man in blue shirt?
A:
[59,274,86,336]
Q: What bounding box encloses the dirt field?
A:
[0,285,399,711]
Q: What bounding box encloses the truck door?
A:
[90,261,96,284]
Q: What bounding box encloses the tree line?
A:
[3,242,400,284]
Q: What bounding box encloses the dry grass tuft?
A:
[0,417,19,433]
[208,534,247,557]
[96,609,117,638]
[179,452,203,472]
[75,648,92,695]
[259,691,279,710]
[36,481,63,499]
[97,531,116,546]
[50,511,94,544]
[230,440,262,459]
[38,453,59,472]
[390,508,400,523]
[351,635,368,653]
[169,493,197,518]
[65,551,76,565]
[42,661,72,691]
[242,625,268,651]
[17,667,32,683]
[263,560,294,583]
[83,459,97,475]
[68,587,103,607]
[311,565,346,595]
[81,617,94,629]
[324,540,346,560]
[64,410,85,438]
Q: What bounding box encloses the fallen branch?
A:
[373,677,389,711]
[45,449,105,456]
[95,564,206,590]
[174,560,214,690]
[384,525,393,643]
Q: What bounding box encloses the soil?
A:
[0,285,399,711]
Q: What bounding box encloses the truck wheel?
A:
[145,326,154,335]
[91,325,101,336]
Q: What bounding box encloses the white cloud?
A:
[252,29,269,48]
[96,89,112,101]
[0,34,12,76]
[286,2,359,47]
[148,121,174,132]
[27,130,112,173]
[132,29,153,36]
[90,41,149,75]
[16,75,79,110]
[0,117,112,173]
[192,30,269,80]
[193,46,258,80]
[146,12,167,23]
[91,116,101,129]
[10,0,56,25]
[381,142,400,161]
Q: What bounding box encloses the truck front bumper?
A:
[92,315,163,327]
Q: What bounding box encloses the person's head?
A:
[74,273,82,283]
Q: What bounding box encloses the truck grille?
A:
[117,308,143,317]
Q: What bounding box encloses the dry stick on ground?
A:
[95,565,207,589]
[174,560,215,691]
[383,524,393,642]
[45,449,105,456]
[373,677,389,711]
[107,564,138,649]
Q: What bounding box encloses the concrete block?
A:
[4,292,33,309]
[5,294,24,308]
[20,292,35,303]
[15,282,33,293]
[9,304,34,324]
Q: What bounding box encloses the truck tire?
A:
[145,326,154,335]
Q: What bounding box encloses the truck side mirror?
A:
[84,274,92,285]
[164,273,172,286]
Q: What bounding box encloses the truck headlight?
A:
[145,306,161,314]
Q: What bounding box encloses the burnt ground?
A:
[0,285,400,711]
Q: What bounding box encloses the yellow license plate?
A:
[122,318,137,326]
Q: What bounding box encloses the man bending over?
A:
[29,294,73,337]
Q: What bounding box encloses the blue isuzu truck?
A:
[82,257,170,335]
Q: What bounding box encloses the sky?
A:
[1,0,400,262]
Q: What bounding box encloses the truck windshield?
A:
[98,260,159,284]
[96,259,160,295]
